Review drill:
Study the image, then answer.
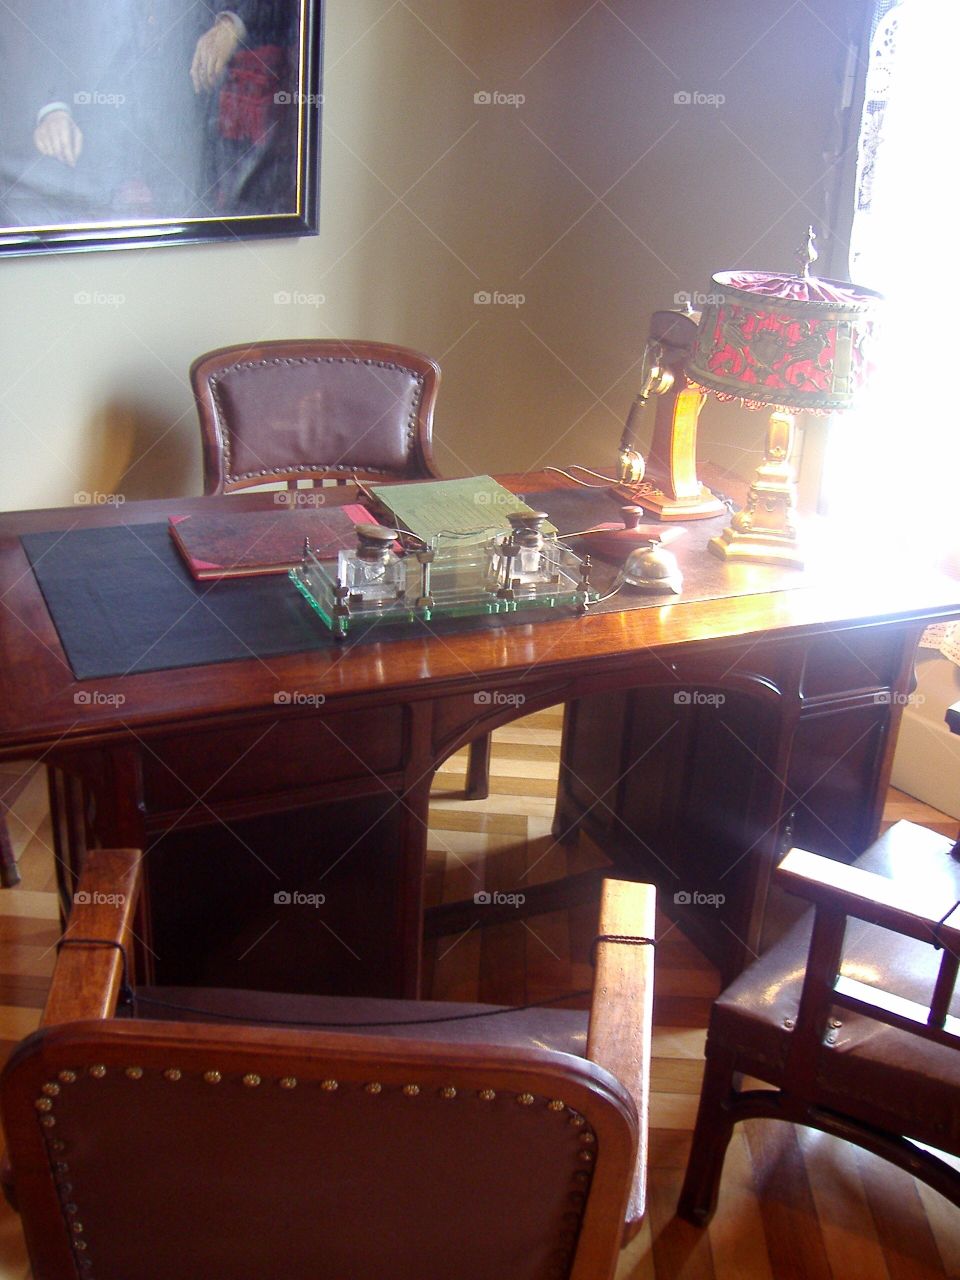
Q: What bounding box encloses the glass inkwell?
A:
[336,523,405,604]
[490,511,564,598]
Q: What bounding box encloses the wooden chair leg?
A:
[677,1043,741,1227]
[464,733,491,801]
[0,813,20,888]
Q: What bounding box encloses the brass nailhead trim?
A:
[89,1065,106,1079]
[58,1071,78,1084]
[478,1089,496,1102]
[71,1222,84,1234]
[40,1116,56,1128]
[547,1099,565,1111]
[125,1067,144,1080]
[579,1132,596,1145]
[578,1150,594,1163]
[203,1071,222,1084]
[402,1084,420,1097]
[34,1098,53,1113]
[242,1074,261,1088]
[281,1077,299,1090]
[42,1083,61,1097]
[568,1114,585,1127]
[517,1093,535,1106]
[365,1082,382,1095]
[318,1079,336,1092]
[164,1069,182,1082]
[439,1086,457,1100]
[74,1240,87,1251]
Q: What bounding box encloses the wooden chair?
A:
[0,760,32,887]
[678,819,960,1224]
[1,849,655,1280]
[190,337,490,800]
[190,339,442,494]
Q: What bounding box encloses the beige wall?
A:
[0,0,862,512]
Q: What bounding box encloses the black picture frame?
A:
[0,0,322,257]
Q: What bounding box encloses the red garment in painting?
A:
[218,45,286,144]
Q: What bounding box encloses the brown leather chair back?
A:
[2,852,652,1276]
[191,339,441,494]
[3,1016,637,1280]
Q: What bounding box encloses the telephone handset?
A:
[616,308,726,520]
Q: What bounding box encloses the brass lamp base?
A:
[707,410,804,569]
[708,522,804,569]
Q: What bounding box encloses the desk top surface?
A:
[2,474,958,755]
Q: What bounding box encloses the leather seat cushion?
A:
[130,986,589,1058]
[711,821,960,1151]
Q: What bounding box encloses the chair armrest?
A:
[586,879,656,1226]
[42,849,143,1026]
[777,847,960,952]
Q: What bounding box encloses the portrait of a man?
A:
[0,0,318,250]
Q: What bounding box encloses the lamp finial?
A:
[797,226,818,279]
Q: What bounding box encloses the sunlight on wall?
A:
[825,0,960,559]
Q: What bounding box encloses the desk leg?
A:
[398,703,435,997]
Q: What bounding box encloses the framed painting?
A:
[0,0,322,256]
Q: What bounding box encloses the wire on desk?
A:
[543,465,620,489]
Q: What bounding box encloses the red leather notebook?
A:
[169,504,374,580]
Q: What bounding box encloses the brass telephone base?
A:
[708,525,804,570]
[636,484,727,522]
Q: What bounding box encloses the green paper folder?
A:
[371,476,556,546]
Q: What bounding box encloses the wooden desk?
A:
[1,480,958,992]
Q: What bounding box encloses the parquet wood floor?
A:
[1,708,958,1278]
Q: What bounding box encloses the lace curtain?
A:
[834,0,960,663]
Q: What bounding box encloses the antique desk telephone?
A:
[617,307,726,521]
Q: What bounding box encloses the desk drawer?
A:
[799,628,910,699]
[141,707,405,815]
